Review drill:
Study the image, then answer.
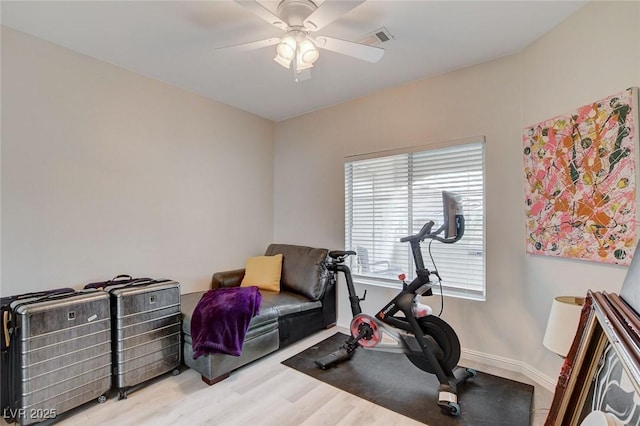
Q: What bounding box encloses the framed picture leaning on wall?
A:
[546,291,640,425]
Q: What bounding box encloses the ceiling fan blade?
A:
[303,0,366,31]
[216,37,280,53]
[234,0,288,30]
[314,36,384,63]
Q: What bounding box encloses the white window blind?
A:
[344,140,485,300]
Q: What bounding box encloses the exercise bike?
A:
[315,191,476,417]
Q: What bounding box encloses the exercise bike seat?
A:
[400,221,435,243]
[329,250,356,259]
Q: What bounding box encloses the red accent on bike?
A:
[398,273,406,281]
[350,314,382,348]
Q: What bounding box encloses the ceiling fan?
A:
[219,0,385,82]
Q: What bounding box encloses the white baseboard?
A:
[461,347,557,391]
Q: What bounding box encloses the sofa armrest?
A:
[211,269,245,289]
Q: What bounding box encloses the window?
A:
[344,139,485,300]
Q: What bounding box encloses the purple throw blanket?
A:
[191,286,262,359]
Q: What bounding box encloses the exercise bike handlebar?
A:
[399,216,465,245]
[399,221,435,243]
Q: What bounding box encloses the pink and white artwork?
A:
[523,88,639,265]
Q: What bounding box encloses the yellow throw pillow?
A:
[240,254,283,292]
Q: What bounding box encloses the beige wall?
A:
[1,27,275,294]
[274,0,640,384]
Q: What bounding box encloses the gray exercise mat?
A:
[282,332,534,425]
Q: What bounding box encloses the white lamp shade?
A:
[543,296,585,357]
[580,410,624,426]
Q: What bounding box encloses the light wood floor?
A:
[11,327,554,425]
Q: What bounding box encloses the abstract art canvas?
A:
[523,88,639,265]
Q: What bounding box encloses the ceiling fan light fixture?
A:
[277,35,296,59]
[274,54,292,69]
[274,35,297,69]
[298,38,319,65]
[295,60,314,71]
[230,0,384,82]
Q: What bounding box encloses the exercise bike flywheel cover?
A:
[350,314,382,348]
[406,315,461,374]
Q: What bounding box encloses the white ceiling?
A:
[2,1,589,122]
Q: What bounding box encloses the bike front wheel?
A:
[405,315,461,374]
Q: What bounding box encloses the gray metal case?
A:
[9,291,112,425]
[105,280,181,398]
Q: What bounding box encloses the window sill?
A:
[352,275,402,290]
[352,274,486,302]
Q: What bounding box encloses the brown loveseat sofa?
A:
[181,243,336,384]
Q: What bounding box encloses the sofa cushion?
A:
[183,314,278,346]
[259,290,322,317]
[240,254,282,292]
[264,244,329,301]
[181,291,278,336]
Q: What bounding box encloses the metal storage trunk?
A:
[105,280,181,399]
[4,291,112,425]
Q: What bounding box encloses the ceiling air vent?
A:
[359,27,394,47]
